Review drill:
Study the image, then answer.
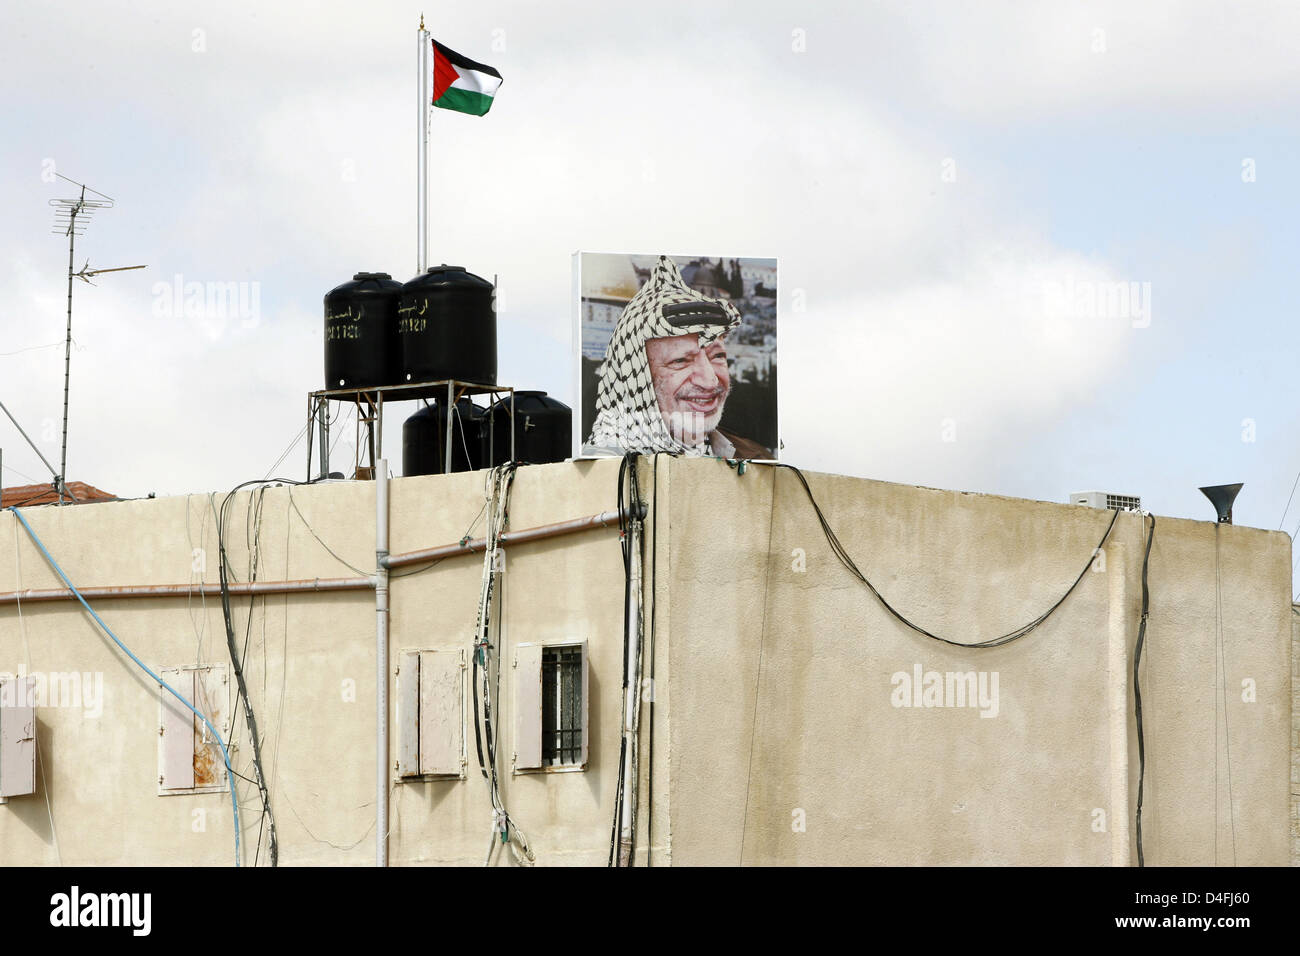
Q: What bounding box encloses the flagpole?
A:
[417,14,429,275]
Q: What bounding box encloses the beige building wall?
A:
[0,460,665,866]
[1293,603,1300,866]
[0,457,1292,865]
[665,462,1292,865]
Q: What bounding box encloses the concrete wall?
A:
[1293,603,1300,866]
[664,460,1293,866]
[0,457,1292,865]
[0,459,666,866]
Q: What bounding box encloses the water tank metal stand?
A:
[305,380,516,481]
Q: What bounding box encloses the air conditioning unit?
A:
[1070,490,1141,512]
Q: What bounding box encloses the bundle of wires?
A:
[470,462,535,866]
[216,477,308,866]
[608,452,646,866]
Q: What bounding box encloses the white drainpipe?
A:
[618,516,644,865]
[375,460,390,867]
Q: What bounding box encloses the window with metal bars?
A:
[541,646,583,766]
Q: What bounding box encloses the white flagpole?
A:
[417,15,429,275]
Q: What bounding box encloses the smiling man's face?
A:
[644,332,731,447]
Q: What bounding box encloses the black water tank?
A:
[488,391,572,465]
[323,272,403,389]
[398,265,496,385]
[402,399,489,476]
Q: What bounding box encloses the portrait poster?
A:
[572,252,778,460]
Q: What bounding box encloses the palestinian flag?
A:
[431,40,502,116]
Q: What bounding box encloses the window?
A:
[514,640,588,772]
[542,646,583,767]
[396,648,465,779]
[157,665,228,795]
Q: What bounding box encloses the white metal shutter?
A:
[397,650,421,778]
[514,644,543,770]
[0,676,37,798]
[159,669,196,791]
[419,649,463,776]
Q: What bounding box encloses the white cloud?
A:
[885,0,1300,119]
[3,0,1286,501]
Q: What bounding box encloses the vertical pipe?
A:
[375,458,390,866]
[305,396,314,482]
[317,398,329,480]
[417,20,429,276]
[444,381,453,475]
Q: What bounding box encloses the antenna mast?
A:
[47,174,145,504]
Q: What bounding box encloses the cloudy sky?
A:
[2,2,1298,585]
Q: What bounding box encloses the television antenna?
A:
[47,173,146,504]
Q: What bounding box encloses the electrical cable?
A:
[287,486,369,575]
[245,487,268,866]
[0,339,73,357]
[1,462,42,484]
[185,494,211,667]
[609,452,645,866]
[1131,512,1156,866]
[216,478,311,867]
[608,458,633,865]
[453,402,474,470]
[762,464,1160,860]
[389,497,490,579]
[646,452,660,865]
[469,462,534,865]
[280,784,375,852]
[1279,467,1300,531]
[304,401,347,481]
[35,736,61,865]
[6,505,242,866]
[772,463,1120,648]
[3,489,63,509]
[263,422,309,481]
[388,558,445,578]
[218,482,285,864]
